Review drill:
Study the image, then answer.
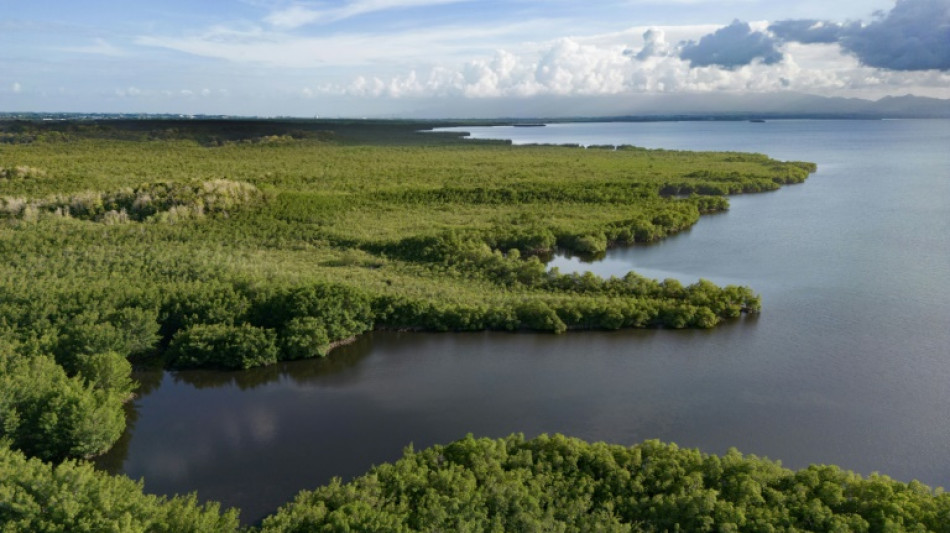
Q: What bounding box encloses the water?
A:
[96,119,950,524]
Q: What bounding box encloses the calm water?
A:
[96,119,950,524]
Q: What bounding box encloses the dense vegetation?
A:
[0,119,831,529]
[261,434,950,532]
[0,445,239,532]
[3,434,949,532]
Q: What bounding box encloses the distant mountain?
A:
[409,92,950,120]
[869,95,950,117]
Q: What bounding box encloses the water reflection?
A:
[94,336,377,504]
[171,334,375,390]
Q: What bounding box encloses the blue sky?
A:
[2,0,948,117]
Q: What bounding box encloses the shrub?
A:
[167,323,279,370]
[279,317,331,360]
[0,445,239,532]
[0,352,126,461]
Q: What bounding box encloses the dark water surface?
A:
[96,120,950,524]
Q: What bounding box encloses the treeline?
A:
[373,181,660,206]
[661,162,817,196]
[1,271,756,372]
[4,434,949,532]
[376,194,724,257]
[0,118,477,147]
[266,434,950,532]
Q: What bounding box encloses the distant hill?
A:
[403,92,950,120]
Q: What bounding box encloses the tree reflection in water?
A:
[94,333,375,473]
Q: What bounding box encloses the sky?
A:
[2,0,949,117]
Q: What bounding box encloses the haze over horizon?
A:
[2,0,949,118]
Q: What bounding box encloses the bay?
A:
[96,119,950,524]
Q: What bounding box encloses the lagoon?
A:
[97,119,950,524]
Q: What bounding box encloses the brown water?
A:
[96,119,950,524]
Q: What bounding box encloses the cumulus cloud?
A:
[768,19,846,44]
[12,82,21,93]
[339,39,640,99]
[316,26,950,103]
[680,20,783,69]
[840,0,950,71]
[633,29,671,60]
[771,0,950,71]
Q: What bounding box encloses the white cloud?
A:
[319,27,950,100]
[264,0,473,29]
[12,82,22,93]
[632,28,671,60]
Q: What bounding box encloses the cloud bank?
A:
[300,0,948,104]
[321,33,949,101]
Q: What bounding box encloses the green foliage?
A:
[516,300,568,333]
[73,351,137,399]
[261,434,950,533]
[167,323,279,370]
[0,445,240,532]
[0,352,126,462]
[158,283,252,339]
[249,283,375,340]
[279,316,331,359]
[54,307,160,370]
